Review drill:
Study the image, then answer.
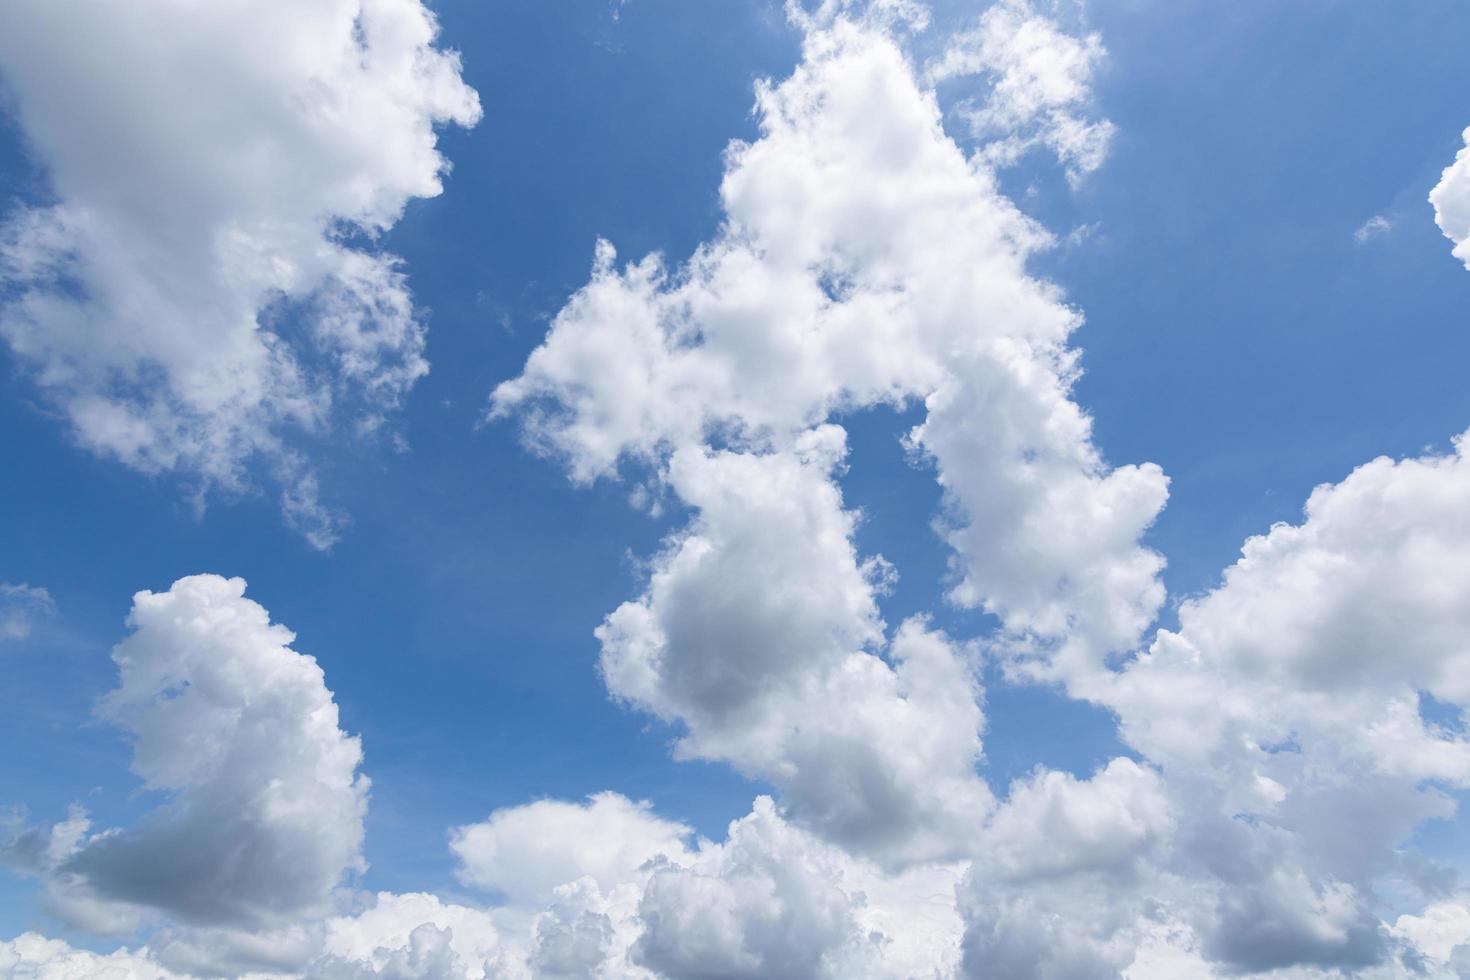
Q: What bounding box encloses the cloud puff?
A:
[0,577,521,979]
[0,892,510,980]
[596,433,991,865]
[494,5,1163,861]
[11,575,369,934]
[632,795,970,980]
[631,797,864,979]
[0,933,184,980]
[450,792,696,907]
[1431,127,1470,269]
[1354,214,1394,243]
[0,582,54,641]
[955,758,1180,980]
[1040,434,1470,974]
[926,0,1114,180]
[314,893,505,979]
[0,0,480,546]
[15,9,1470,980]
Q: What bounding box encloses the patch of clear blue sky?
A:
[3,0,1470,938]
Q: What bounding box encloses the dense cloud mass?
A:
[6,1,1470,978]
[3,575,370,942]
[0,0,480,546]
[450,793,697,906]
[1431,127,1470,269]
[494,1,1164,861]
[925,0,1114,180]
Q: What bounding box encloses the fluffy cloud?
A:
[446,788,973,979]
[596,433,990,865]
[0,892,509,980]
[450,792,696,907]
[1430,126,1470,269]
[926,0,1114,179]
[495,3,1161,861]
[0,578,521,979]
[632,796,967,980]
[526,878,622,979]
[13,8,1470,980]
[1392,901,1470,975]
[631,797,865,979]
[495,18,1470,969]
[0,933,183,980]
[313,893,505,979]
[0,0,480,546]
[1026,434,1470,975]
[955,759,1180,980]
[0,582,54,641]
[6,575,369,937]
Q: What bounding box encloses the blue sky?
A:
[3,1,1470,977]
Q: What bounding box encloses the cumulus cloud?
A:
[313,893,505,979]
[0,933,184,980]
[494,18,1470,971]
[1430,127,1470,269]
[632,795,969,980]
[494,2,1163,860]
[0,578,522,980]
[0,582,54,641]
[1028,433,1470,975]
[926,0,1114,180]
[450,792,696,907]
[4,575,369,937]
[0,0,480,546]
[596,434,991,865]
[631,797,864,979]
[14,8,1470,980]
[955,758,1181,980]
[1392,901,1470,974]
[0,892,509,980]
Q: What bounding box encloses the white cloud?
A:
[7,575,369,936]
[1431,126,1470,269]
[1111,432,1470,769]
[927,0,1114,180]
[527,878,621,979]
[975,758,1173,884]
[0,576,522,979]
[313,893,506,979]
[630,797,864,979]
[450,792,697,908]
[16,8,1470,980]
[632,796,967,980]
[0,933,183,980]
[0,893,511,980]
[1392,900,1470,971]
[1047,433,1470,974]
[0,582,54,641]
[0,0,480,546]
[1354,214,1394,243]
[956,758,1183,980]
[494,5,1163,860]
[597,433,991,865]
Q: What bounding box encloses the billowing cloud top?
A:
[0,0,480,547]
[1431,127,1470,270]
